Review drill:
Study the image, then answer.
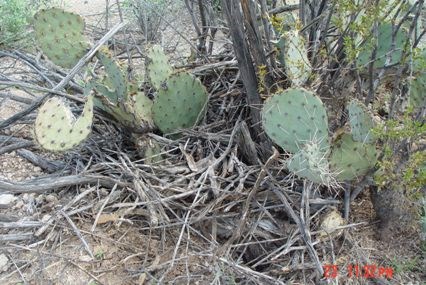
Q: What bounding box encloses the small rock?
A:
[0,194,17,208]
[45,194,58,203]
[0,254,10,272]
[79,255,92,262]
[14,200,24,209]
[41,214,52,223]
[33,166,42,172]
[35,195,44,204]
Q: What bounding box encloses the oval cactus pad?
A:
[147,45,173,90]
[283,30,312,86]
[348,99,375,143]
[35,96,94,151]
[261,88,329,153]
[329,133,377,181]
[33,8,89,68]
[152,72,208,134]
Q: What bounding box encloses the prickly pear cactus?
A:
[329,133,377,181]
[90,81,153,130]
[282,30,312,86]
[152,72,208,134]
[133,90,154,125]
[261,88,329,153]
[33,8,89,68]
[147,45,173,90]
[409,49,426,108]
[96,51,127,103]
[348,99,375,143]
[409,75,426,108]
[357,22,408,69]
[35,95,94,151]
[287,140,331,184]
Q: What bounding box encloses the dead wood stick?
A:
[0,141,34,155]
[16,149,64,173]
[0,21,126,130]
[0,175,126,194]
[0,233,33,242]
[0,221,43,229]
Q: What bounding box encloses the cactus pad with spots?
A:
[348,99,375,143]
[35,95,94,151]
[96,52,127,103]
[282,30,312,86]
[329,133,377,181]
[357,22,408,69]
[261,88,329,153]
[147,45,173,90]
[33,8,89,68]
[152,72,208,134]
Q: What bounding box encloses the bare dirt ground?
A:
[0,1,424,285]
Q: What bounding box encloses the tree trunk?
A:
[221,0,272,160]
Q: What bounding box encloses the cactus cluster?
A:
[262,88,377,183]
[32,8,208,152]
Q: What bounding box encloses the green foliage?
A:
[373,107,426,198]
[34,95,94,151]
[2,0,63,47]
[0,0,33,46]
[33,7,89,68]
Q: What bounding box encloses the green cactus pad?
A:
[133,91,154,125]
[287,140,331,184]
[329,133,377,181]
[357,23,408,69]
[409,49,426,108]
[152,72,208,134]
[409,74,426,108]
[35,95,94,151]
[261,88,329,153]
[283,30,312,86]
[147,45,173,90]
[348,99,375,143]
[33,8,89,68]
[96,51,127,102]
